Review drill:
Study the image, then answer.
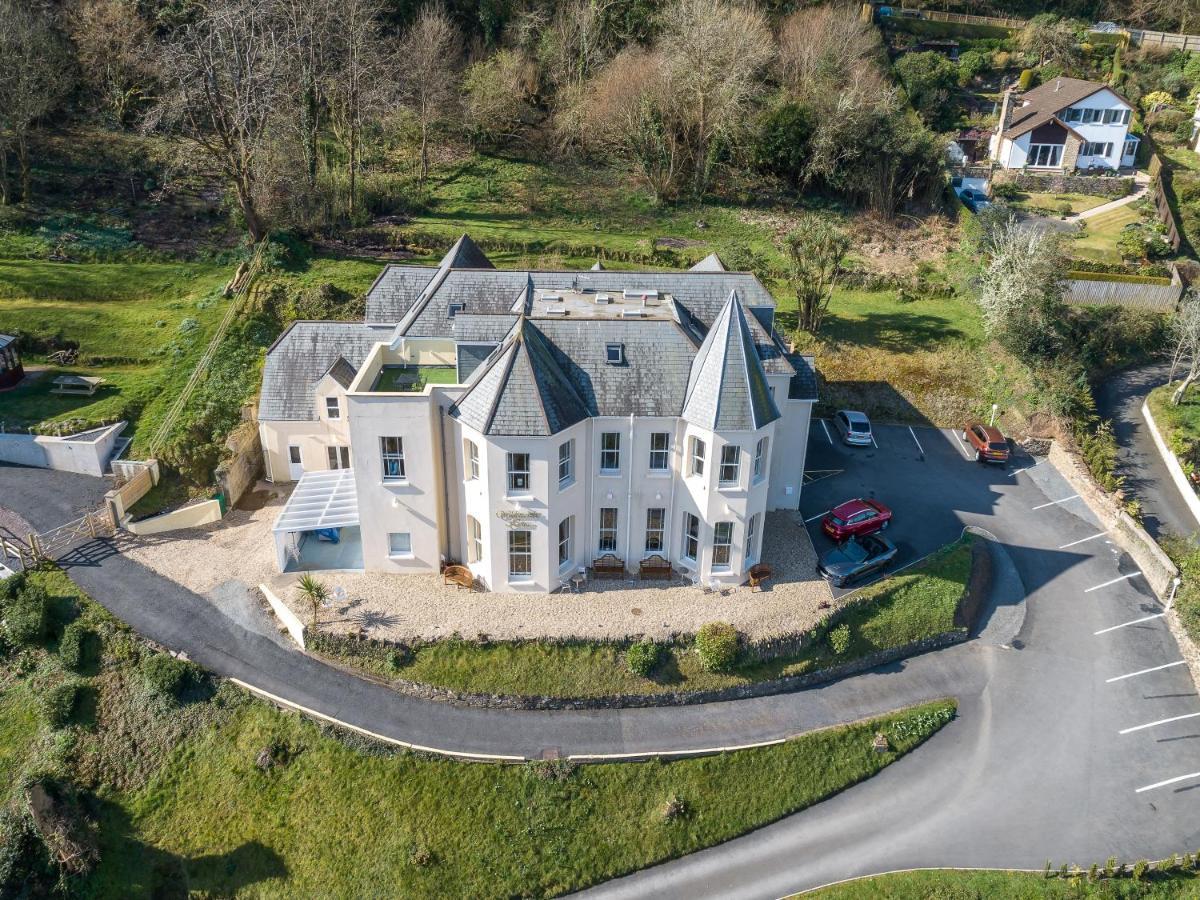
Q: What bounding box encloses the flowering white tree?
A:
[976,215,1066,360]
[1169,290,1200,405]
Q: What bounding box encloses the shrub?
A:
[40,680,81,729]
[991,181,1020,199]
[58,622,95,673]
[1017,68,1034,90]
[1132,859,1149,881]
[3,585,48,648]
[141,654,198,703]
[626,640,662,678]
[828,623,852,656]
[694,623,740,672]
[1057,201,1073,218]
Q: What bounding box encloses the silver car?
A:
[833,410,874,447]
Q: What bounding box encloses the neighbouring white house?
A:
[990,76,1139,171]
[258,236,817,592]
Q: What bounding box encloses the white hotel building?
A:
[259,236,817,593]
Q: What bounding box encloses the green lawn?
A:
[807,867,1200,897]
[313,538,974,699]
[1146,383,1200,462]
[1,567,958,897]
[1070,204,1144,264]
[1007,192,1112,217]
[0,257,231,447]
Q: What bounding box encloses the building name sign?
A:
[497,508,541,527]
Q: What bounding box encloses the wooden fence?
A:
[28,509,116,560]
[1148,152,1185,252]
[917,9,1025,29]
[1064,266,1184,310]
[1128,29,1200,52]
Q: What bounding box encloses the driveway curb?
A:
[1140,399,1200,529]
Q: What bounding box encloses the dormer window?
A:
[448,302,465,318]
[606,343,624,365]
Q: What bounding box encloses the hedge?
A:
[1067,270,1172,286]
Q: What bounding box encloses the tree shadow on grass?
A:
[87,795,287,897]
[648,652,685,688]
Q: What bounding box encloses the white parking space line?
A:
[1105,659,1185,682]
[821,419,832,445]
[1032,494,1080,510]
[1094,613,1166,636]
[908,426,925,456]
[803,510,829,523]
[952,429,973,460]
[1137,771,1200,793]
[1059,531,1107,549]
[1119,711,1200,735]
[1084,572,1141,593]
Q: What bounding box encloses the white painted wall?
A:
[0,422,124,476]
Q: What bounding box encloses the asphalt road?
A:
[4,427,1200,895]
[1094,362,1200,541]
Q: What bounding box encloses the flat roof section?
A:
[529,288,676,321]
[273,469,360,533]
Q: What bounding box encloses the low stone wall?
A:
[260,582,307,649]
[1048,439,1179,599]
[215,415,262,509]
[124,499,222,536]
[993,171,1133,197]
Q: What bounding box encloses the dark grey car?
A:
[817,534,898,587]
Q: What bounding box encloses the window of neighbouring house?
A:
[753,436,769,482]
[682,513,699,561]
[600,432,620,473]
[719,445,740,486]
[598,508,618,553]
[558,516,573,569]
[1123,139,1138,158]
[381,436,405,481]
[465,440,480,479]
[507,452,530,494]
[327,446,350,469]
[1064,107,1082,122]
[712,521,733,569]
[645,508,665,553]
[325,396,340,419]
[467,515,483,563]
[689,437,706,477]
[388,532,413,557]
[649,432,670,471]
[508,530,532,578]
[1082,141,1113,158]
[1028,144,1063,167]
[558,439,574,488]
[746,513,760,565]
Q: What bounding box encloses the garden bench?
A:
[748,563,773,592]
[590,553,625,578]
[443,564,475,591]
[638,554,672,580]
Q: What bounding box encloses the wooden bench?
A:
[590,553,625,578]
[443,564,475,591]
[638,554,672,580]
[748,563,774,592]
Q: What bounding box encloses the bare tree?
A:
[1020,15,1080,69]
[0,1,73,204]
[328,0,387,220]
[151,0,286,242]
[398,4,459,192]
[68,0,157,126]
[782,217,851,334]
[1170,291,1200,405]
[462,48,535,150]
[277,0,338,191]
[777,3,881,99]
[657,0,774,197]
[538,0,617,94]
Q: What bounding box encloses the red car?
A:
[963,423,1010,465]
[822,498,893,542]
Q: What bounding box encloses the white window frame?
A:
[388,532,413,558]
[325,396,340,419]
[718,445,740,487]
[1123,139,1138,158]
[508,530,532,579]
[465,440,480,480]
[558,516,573,570]
[649,432,670,471]
[467,515,483,564]
[689,437,706,477]
[753,436,769,482]
[605,343,624,364]
[682,513,699,562]
[598,508,618,553]
[712,521,733,570]
[289,445,302,465]
[1027,143,1063,168]
[507,452,531,494]
[380,436,406,481]
[327,445,350,469]
[745,513,759,565]
[600,432,620,473]
[558,439,574,488]
[645,508,665,554]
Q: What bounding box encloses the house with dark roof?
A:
[990,77,1138,171]
[260,235,817,592]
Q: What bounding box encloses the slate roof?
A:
[787,354,819,401]
[0,334,15,350]
[452,313,517,344]
[690,252,727,272]
[682,292,779,432]
[438,233,494,270]
[1003,77,1129,140]
[259,322,388,421]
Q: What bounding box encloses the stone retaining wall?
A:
[993,171,1133,197]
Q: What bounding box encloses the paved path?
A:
[4,436,1200,894]
[1094,362,1199,541]
[1066,181,1149,224]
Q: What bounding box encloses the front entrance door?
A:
[288,445,303,480]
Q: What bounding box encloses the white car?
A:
[0,563,16,582]
[833,410,874,447]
